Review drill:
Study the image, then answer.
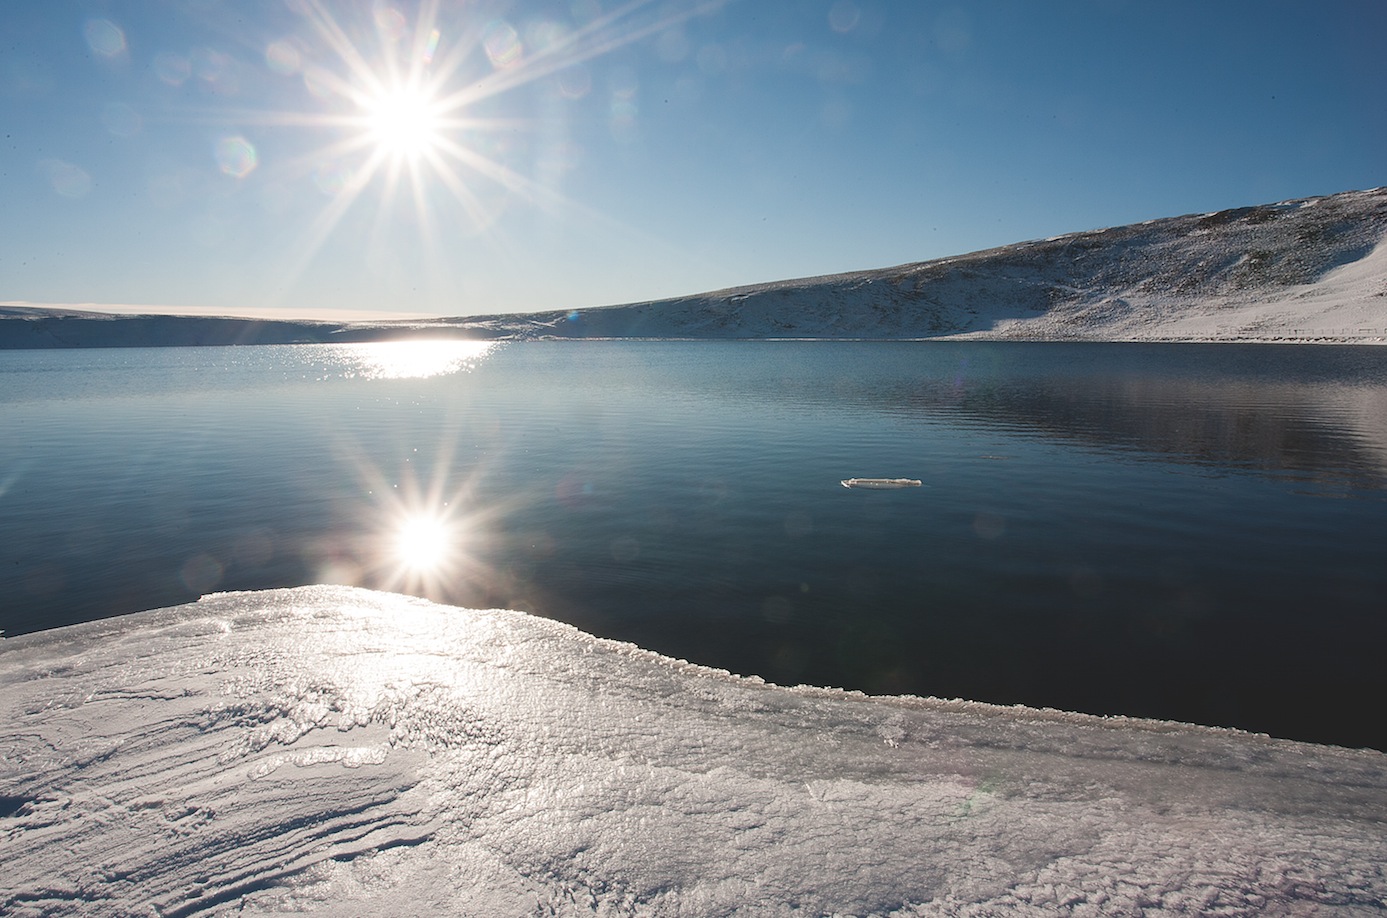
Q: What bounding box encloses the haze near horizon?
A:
[2,0,1384,319]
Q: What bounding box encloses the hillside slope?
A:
[3,187,1384,346]
[444,186,1386,342]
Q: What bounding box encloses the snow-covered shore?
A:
[4,188,1384,347]
[3,586,1384,916]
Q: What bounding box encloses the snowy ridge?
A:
[445,187,1387,343]
[3,188,1383,347]
[2,586,1384,916]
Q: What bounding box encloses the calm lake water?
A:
[2,341,1384,749]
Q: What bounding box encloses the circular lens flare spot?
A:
[483,20,523,69]
[395,514,451,572]
[215,136,258,178]
[84,18,126,58]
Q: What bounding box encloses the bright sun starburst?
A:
[242,0,723,302]
[395,513,452,572]
[362,82,445,162]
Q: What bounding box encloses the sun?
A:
[362,82,444,162]
[257,1,724,301]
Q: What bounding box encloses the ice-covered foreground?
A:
[2,588,1384,916]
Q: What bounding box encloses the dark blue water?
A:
[2,341,1384,749]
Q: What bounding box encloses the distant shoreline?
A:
[1,314,1384,349]
[7,187,1383,347]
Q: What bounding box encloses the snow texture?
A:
[2,586,1384,916]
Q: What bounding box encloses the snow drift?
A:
[2,586,1384,915]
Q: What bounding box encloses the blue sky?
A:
[2,0,1384,318]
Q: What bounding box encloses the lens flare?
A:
[265,39,301,76]
[483,20,523,69]
[153,52,191,86]
[38,159,93,199]
[215,136,258,178]
[84,19,126,59]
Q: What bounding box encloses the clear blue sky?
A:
[3,0,1384,318]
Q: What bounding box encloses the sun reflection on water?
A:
[394,512,453,572]
[366,492,531,609]
[302,337,523,609]
[361,500,476,600]
[339,339,497,379]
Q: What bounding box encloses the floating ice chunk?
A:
[841,477,922,489]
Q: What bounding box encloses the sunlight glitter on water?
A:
[337,340,497,379]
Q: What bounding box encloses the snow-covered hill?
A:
[3,187,1384,346]
[443,186,1387,343]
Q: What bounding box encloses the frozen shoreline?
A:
[3,586,1384,915]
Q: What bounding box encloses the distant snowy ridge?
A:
[448,186,1387,343]
[2,187,1384,346]
[2,586,1385,916]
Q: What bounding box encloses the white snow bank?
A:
[972,236,1387,343]
[2,586,1384,916]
